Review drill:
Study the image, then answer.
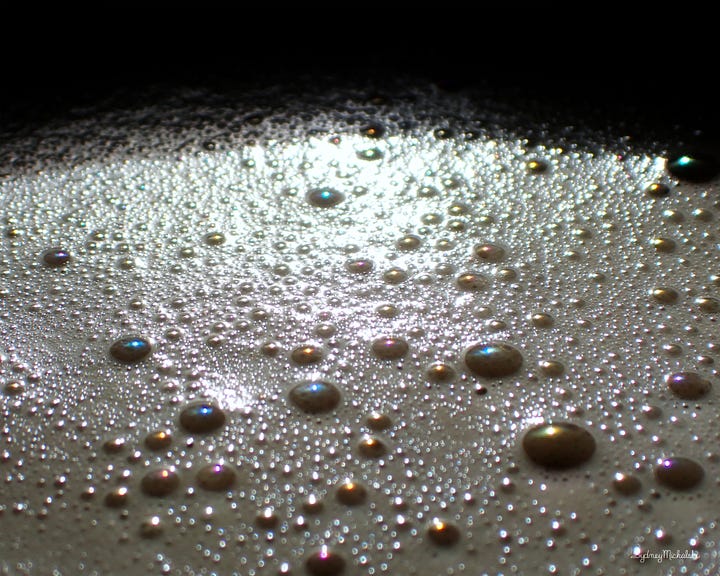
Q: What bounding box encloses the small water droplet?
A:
[654,457,704,490]
[104,487,129,508]
[427,518,461,546]
[396,235,421,250]
[366,412,392,430]
[139,516,163,539]
[144,430,172,451]
[141,468,180,497]
[383,268,407,284]
[527,159,548,173]
[336,480,367,506]
[426,362,456,382]
[356,148,383,161]
[197,463,236,491]
[651,288,678,304]
[612,472,642,495]
[291,344,324,365]
[645,183,670,197]
[305,546,346,576]
[204,232,226,246]
[358,435,387,458]
[696,297,720,313]
[474,243,506,262]
[456,273,488,291]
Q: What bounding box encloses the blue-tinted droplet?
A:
[307,188,345,208]
[179,402,226,433]
[667,152,720,182]
[289,381,341,414]
[465,342,523,377]
[42,248,71,267]
[109,336,152,363]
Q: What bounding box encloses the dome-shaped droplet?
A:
[527,159,548,173]
[396,235,421,250]
[204,232,226,246]
[109,336,152,363]
[336,480,367,506]
[290,344,323,364]
[522,422,596,468]
[654,457,704,490]
[104,486,129,508]
[426,362,456,382]
[667,152,720,182]
[456,273,487,291]
[612,472,642,495]
[366,412,392,430]
[346,259,373,273]
[696,297,720,313]
[196,463,236,491]
[651,288,678,304]
[305,546,346,576]
[427,518,461,546]
[474,243,506,262]
[141,468,180,497]
[358,435,387,458]
[371,337,409,360]
[465,342,523,377]
[666,372,711,400]
[42,248,71,267]
[144,430,172,451]
[361,123,385,139]
[289,381,341,414]
[531,313,554,328]
[307,188,345,208]
[179,402,226,433]
[645,183,670,197]
[139,516,163,539]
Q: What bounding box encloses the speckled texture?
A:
[0,82,718,575]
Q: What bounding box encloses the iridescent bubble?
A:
[109,336,152,363]
[456,273,487,291]
[141,468,180,497]
[645,183,670,197]
[427,518,461,546]
[291,344,323,365]
[144,430,172,451]
[654,457,704,490]
[612,472,642,495]
[196,463,236,491]
[104,487,129,508]
[358,435,387,458]
[426,362,456,382]
[336,480,367,506]
[42,248,71,267]
[179,402,226,433]
[371,337,409,359]
[305,546,346,576]
[666,372,711,400]
[522,422,596,468]
[465,342,523,377]
[474,243,506,262]
[307,188,345,208]
[204,232,226,246]
[667,152,720,182]
[289,381,341,414]
[651,288,678,304]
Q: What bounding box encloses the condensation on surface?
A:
[0,82,718,575]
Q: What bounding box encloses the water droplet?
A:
[527,159,547,173]
[531,313,554,328]
[358,435,387,458]
[539,360,565,376]
[42,248,71,267]
[474,243,506,262]
[366,412,392,430]
[696,297,720,313]
[291,344,323,365]
[522,422,596,468]
[667,152,720,182]
[654,457,704,490]
[204,232,226,246]
[305,547,346,576]
[427,518,461,546]
[145,430,172,451]
[104,487,129,508]
[426,362,456,382]
[418,185,439,198]
[434,128,453,140]
[255,507,278,529]
[356,148,383,161]
[652,237,676,253]
[465,342,523,377]
[102,437,126,454]
[371,337,409,359]
[179,402,226,433]
[139,516,163,539]
[302,494,324,513]
[361,123,385,139]
[307,188,345,208]
[109,336,152,363]
[456,273,488,291]
[645,183,670,197]
[376,304,398,318]
[612,472,642,495]
[3,381,24,395]
[141,468,180,497]
[396,235,421,250]
[197,463,236,491]
[651,288,678,304]
[383,268,407,284]
[336,480,367,506]
[666,372,711,400]
[289,381,341,414]
[346,259,373,274]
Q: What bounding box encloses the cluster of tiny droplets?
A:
[0,84,718,576]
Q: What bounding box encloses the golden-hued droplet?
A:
[291,344,323,365]
[346,259,374,274]
[3,381,24,395]
[383,268,408,284]
[366,412,392,430]
[539,360,565,377]
[204,232,226,246]
[104,487,129,508]
[427,518,461,546]
[196,463,236,491]
[652,237,676,253]
[645,183,670,197]
[144,430,172,451]
[179,402,226,433]
[651,288,678,304]
[666,372,711,400]
[336,480,367,506]
[465,342,523,377]
[654,457,704,490]
[302,494,324,514]
[140,468,180,497]
[376,304,399,318]
[371,337,409,359]
[612,472,642,495]
[305,546,346,576]
[255,507,278,529]
[522,422,596,468]
[456,273,487,291]
[358,435,387,458]
[139,516,163,539]
[102,437,126,454]
[396,235,421,250]
[696,297,720,313]
[474,243,506,262]
[426,362,456,382]
[289,381,341,414]
[527,159,548,173]
[531,313,554,328]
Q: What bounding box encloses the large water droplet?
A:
[109,336,152,363]
[522,422,596,468]
[666,372,711,400]
[465,342,523,377]
[654,457,704,490]
[667,152,720,182]
[179,402,226,433]
[141,468,180,497]
[289,381,341,414]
